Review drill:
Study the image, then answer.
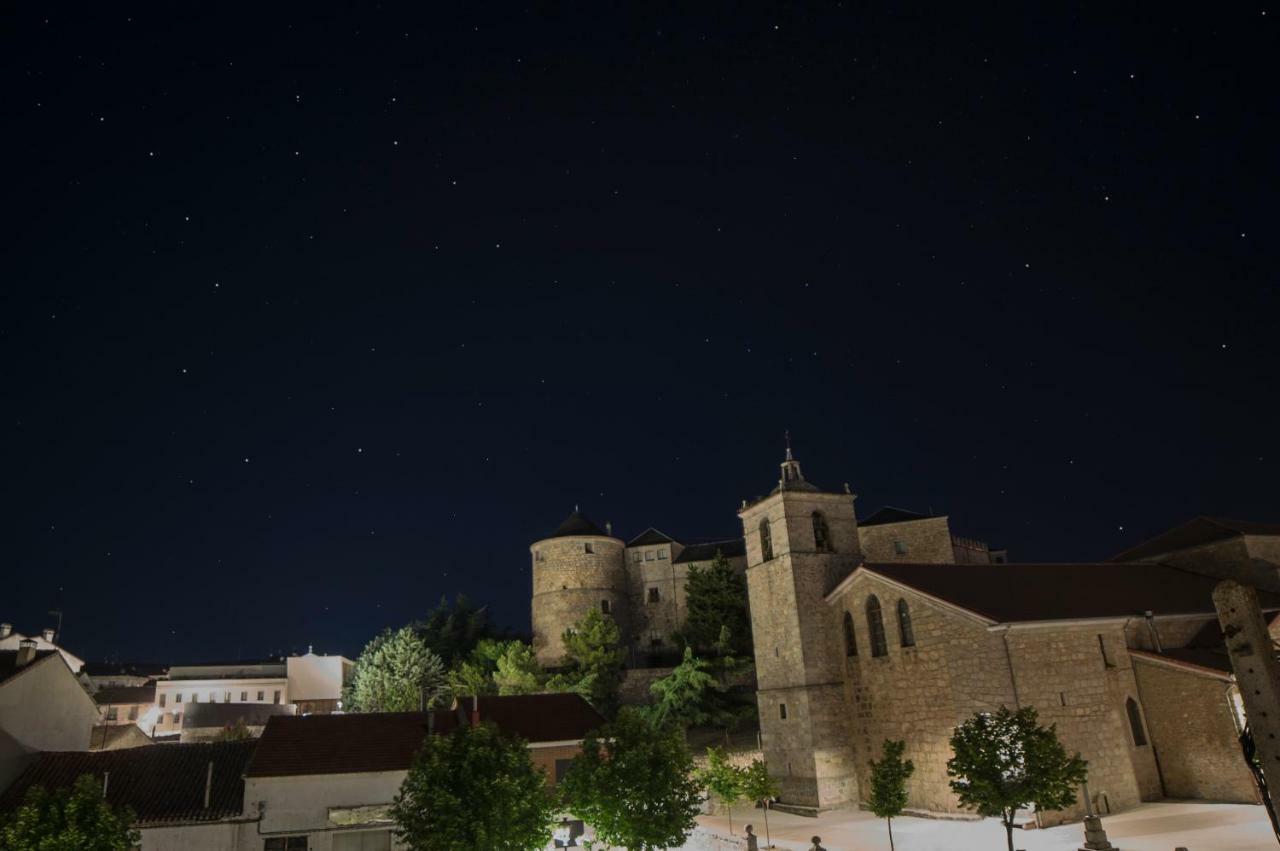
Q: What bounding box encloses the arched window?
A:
[897,599,915,648]
[1126,697,1148,746]
[759,518,774,562]
[812,511,833,553]
[866,595,888,657]
[842,611,857,657]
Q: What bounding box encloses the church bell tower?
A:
[737,436,861,810]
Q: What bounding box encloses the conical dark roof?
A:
[547,510,608,539]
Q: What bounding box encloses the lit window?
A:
[866,595,888,657]
[897,599,915,648]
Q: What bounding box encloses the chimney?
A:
[15,639,38,668]
[0,623,11,639]
[41,628,56,643]
[470,695,480,728]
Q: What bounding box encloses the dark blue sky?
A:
[5,5,1276,664]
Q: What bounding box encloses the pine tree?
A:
[680,551,752,657]
[344,626,449,712]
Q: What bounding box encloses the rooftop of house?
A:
[0,741,257,825]
[93,684,157,705]
[627,527,678,547]
[859,506,941,527]
[0,649,59,686]
[851,561,1280,625]
[672,538,747,564]
[544,509,610,540]
[1110,516,1280,562]
[246,693,605,778]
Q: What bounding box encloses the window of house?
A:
[209,692,217,702]
[584,542,594,554]
[332,831,390,851]
[1097,634,1115,668]
[225,691,232,703]
[759,518,774,561]
[173,712,182,725]
[554,759,574,784]
[657,549,667,560]
[842,611,858,657]
[866,595,888,657]
[241,691,248,701]
[191,694,199,703]
[264,837,309,851]
[106,707,118,721]
[897,599,916,648]
[273,690,282,704]
[176,693,184,703]
[1126,697,1148,746]
[128,705,138,720]
[601,599,611,615]
[812,511,833,553]
[893,540,908,555]
[159,694,167,708]
[633,551,642,563]
[645,550,654,561]
[258,690,265,701]
[648,587,661,603]
[779,703,788,720]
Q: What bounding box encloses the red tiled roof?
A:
[0,741,257,825]
[858,561,1280,624]
[246,693,604,778]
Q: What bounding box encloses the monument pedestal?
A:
[1079,815,1116,850]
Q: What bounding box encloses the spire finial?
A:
[574,503,579,513]
[784,429,793,461]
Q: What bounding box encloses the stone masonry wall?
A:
[857,517,955,563]
[531,535,627,666]
[1133,657,1257,803]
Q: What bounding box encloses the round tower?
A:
[530,509,628,667]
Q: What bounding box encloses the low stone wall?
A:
[678,826,748,850]
[618,666,674,705]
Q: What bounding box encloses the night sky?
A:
[6,6,1277,666]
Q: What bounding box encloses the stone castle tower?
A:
[737,440,860,810]
[529,510,628,666]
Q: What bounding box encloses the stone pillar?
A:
[1213,580,1280,796]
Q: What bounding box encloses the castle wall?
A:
[626,541,685,662]
[857,517,955,564]
[1133,656,1257,803]
[531,536,627,666]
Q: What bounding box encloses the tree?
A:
[561,709,703,851]
[739,759,780,850]
[868,739,914,851]
[392,722,556,851]
[448,638,507,697]
[947,706,1088,851]
[680,551,752,657]
[697,747,745,835]
[493,640,546,695]
[415,594,495,667]
[214,717,253,742]
[344,626,449,712]
[559,609,625,716]
[644,647,755,733]
[0,773,140,851]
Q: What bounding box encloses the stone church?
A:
[530,444,1280,822]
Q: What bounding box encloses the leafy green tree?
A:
[868,739,914,851]
[739,759,780,850]
[697,747,745,834]
[448,638,508,697]
[0,774,140,851]
[493,640,546,695]
[344,626,449,712]
[558,608,625,715]
[561,709,702,851]
[644,647,755,733]
[947,706,1088,851]
[680,551,752,657]
[415,594,495,667]
[391,722,556,851]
